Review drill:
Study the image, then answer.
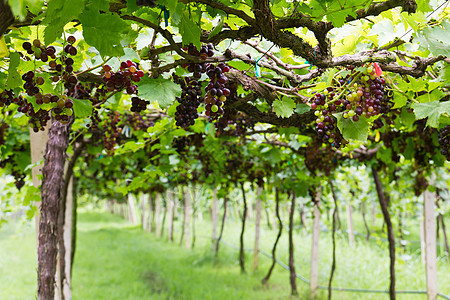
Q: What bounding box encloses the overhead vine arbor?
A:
[0,0,449,299]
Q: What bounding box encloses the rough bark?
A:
[372,166,396,300]
[253,186,262,271]
[38,120,71,300]
[328,180,338,300]
[0,1,14,38]
[262,188,282,284]
[239,183,248,273]
[288,191,298,295]
[215,195,228,258]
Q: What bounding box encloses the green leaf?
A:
[6,52,21,89]
[43,0,85,44]
[209,17,223,39]
[369,19,395,46]
[73,99,93,118]
[392,91,408,109]
[412,101,450,128]
[79,9,130,57]
[295,103,311,114]
[335,113,370,141]
[273,96,296,118]
[416,89,444,103]
[138,76,182,108]
[400,107,415,130]
[179,13,201,50]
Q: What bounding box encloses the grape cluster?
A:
[102,111,122,155]
[184,43,214,63]
[172,136,190,155]
[130,96,149,113]
[174,76,202,128]
[51,95,74,124]
[216,109,255,137]
[438,125,450,160]
[102,61,144,94]
[0,89,14,107]
[204,62,231,119]
[21,36,79,126]
[22,39,56,62]
[22,70,44,97]
[173,44,235,127]
[310,64,393,147]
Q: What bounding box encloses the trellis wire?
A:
[205,236,450,300]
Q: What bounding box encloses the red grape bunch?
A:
[130,96,150,113]
[174,75,202,128]
[309,64,393,148]
[102,60,145,94]
[438,125,450,161]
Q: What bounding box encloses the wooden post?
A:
[253,186,262,271]
[155,193,161,237]
[346,203,355,247]
[127,193,137,225]
[168,192,174,242]
[310,187,321,299]
[62,174,73,300]
[184,187,191,249]
[423,189,437,300]
[141,193,146,230]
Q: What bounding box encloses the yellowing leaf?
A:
[0,35,9,58]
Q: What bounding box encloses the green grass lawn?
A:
[0,209,449,300]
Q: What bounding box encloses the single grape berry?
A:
[67,36,76,44]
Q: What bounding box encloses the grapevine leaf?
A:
[209,17,223,39]
[73,99,93,119]
[43,0,85,45]
[138,76,182,108]
[295,103,310,115]
[179,13,201,49]
[392,91,408,109]
[273,96,296,118]
[335,113,370,141]
[0,35,9,58]
[412,101,450,128]
[79,9,130,57]
[369,20,395,46]
[416,89,444,103]
[6,52,21,89]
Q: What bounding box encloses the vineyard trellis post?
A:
[423,187,438,300]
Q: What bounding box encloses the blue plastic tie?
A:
[254,55,262,78]
[158,6,169,27]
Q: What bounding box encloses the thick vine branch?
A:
[181,0,256,26]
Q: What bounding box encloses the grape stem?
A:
[75,57,112,77]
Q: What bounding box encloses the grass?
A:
[0,207,449,300]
